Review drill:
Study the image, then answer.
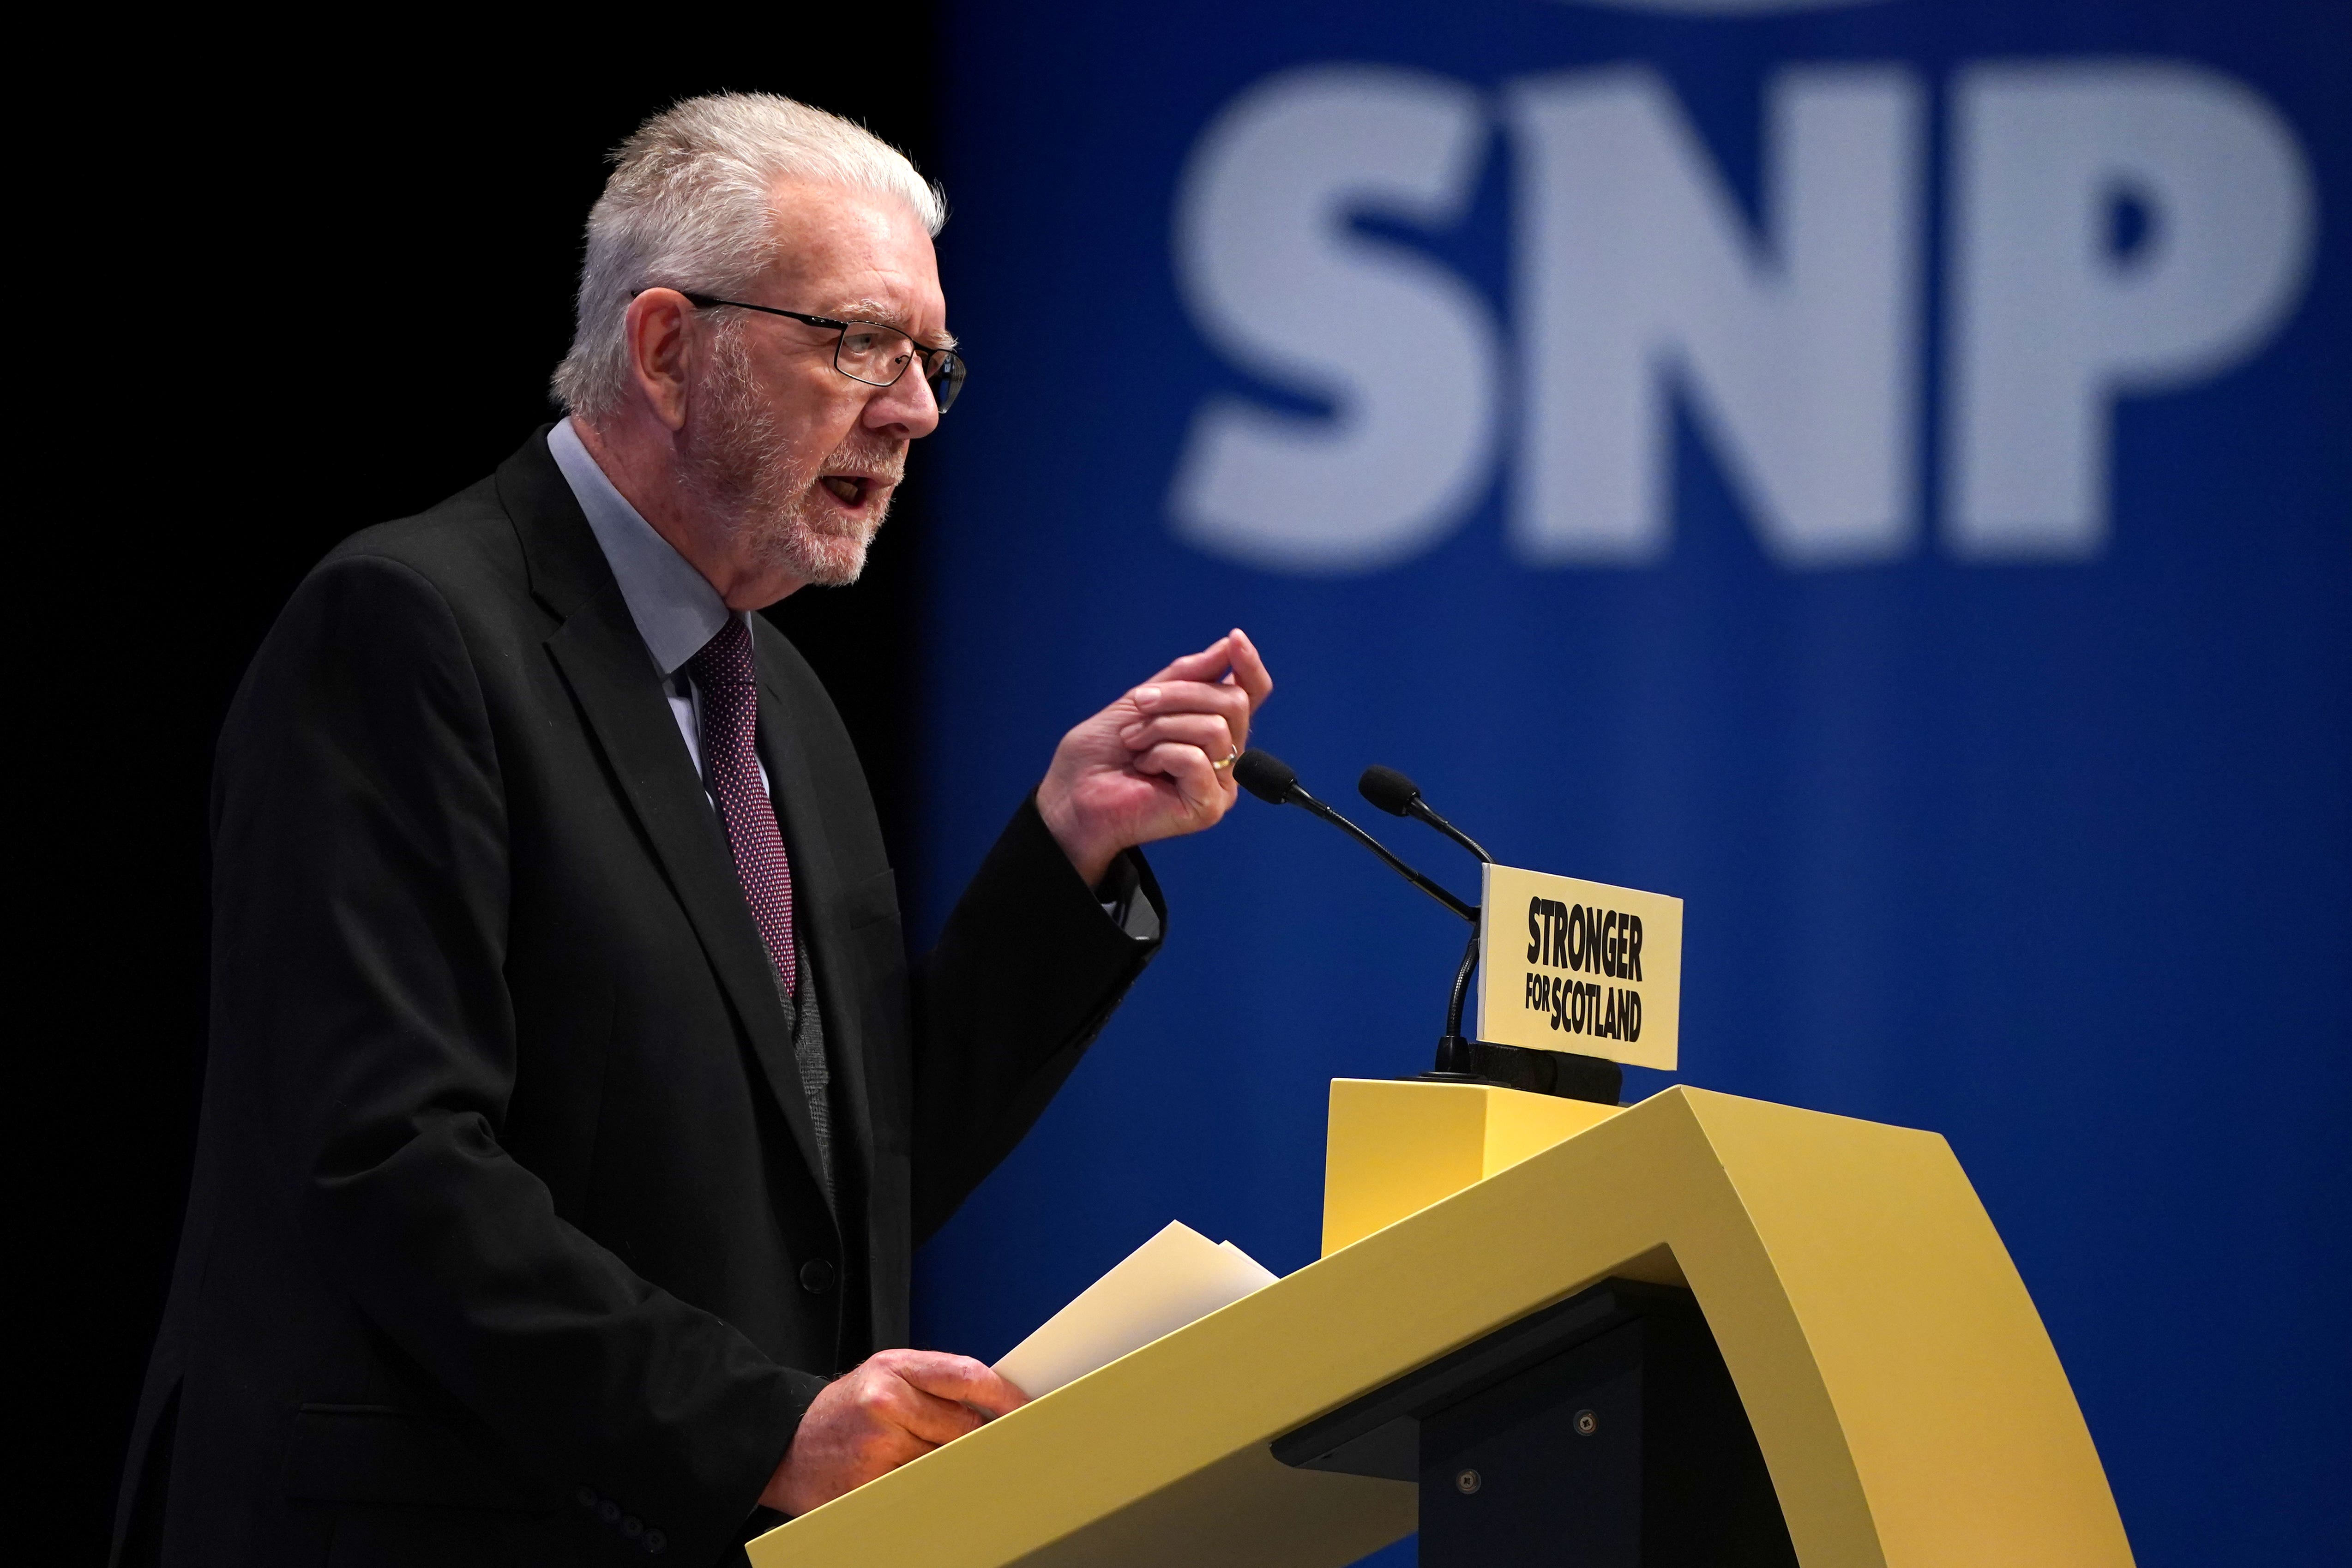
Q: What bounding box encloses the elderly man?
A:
[114,94,1271,1567]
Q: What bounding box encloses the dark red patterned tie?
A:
[687,616,796,997]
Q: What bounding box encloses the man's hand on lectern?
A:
[764,1349,1030,1515]
[1037,628,1276,888]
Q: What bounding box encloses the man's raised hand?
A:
[1036,629,1275,887]
[762,1349,1029,1517]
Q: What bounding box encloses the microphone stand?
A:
[1235,751,1623,1105]
[1360,766,1623,1105]
[1434,930,1484,1076]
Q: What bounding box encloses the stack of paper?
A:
[994,1221,1279,1399]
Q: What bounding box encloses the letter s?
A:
[1170,66,1500,573]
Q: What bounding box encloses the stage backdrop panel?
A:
[911,3,2349,1562]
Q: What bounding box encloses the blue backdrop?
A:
[910,2,2348,1560]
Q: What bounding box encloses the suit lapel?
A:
[500,433,835,1208]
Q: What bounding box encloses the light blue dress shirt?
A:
[548,417,764,798]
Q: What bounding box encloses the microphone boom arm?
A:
[1444,927,1480,1041]
[1411,802,1493,866]
[1298,794,1477,923]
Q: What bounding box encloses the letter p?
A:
[1946,60,2315,559]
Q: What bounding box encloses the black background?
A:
[45,36,939,1559]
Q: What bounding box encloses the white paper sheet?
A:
[993,1221,1278,1399]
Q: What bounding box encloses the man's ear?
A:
[624,288,695,432]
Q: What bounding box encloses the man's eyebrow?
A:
[835,298,957,352]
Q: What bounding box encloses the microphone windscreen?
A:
[1233,748,1299,805]
[1358,765,1420,817]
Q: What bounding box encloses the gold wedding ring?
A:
[1213,746,1239,772]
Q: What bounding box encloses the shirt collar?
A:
[547,416,736,678]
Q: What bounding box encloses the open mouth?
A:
[821,475,874,508]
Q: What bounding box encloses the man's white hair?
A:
[553,92,946,417]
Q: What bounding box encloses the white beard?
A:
[679,321,904,588]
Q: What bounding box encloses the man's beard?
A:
[679,320,903,588]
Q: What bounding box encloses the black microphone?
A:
[1245,752,1620,1103]
[1234,750,1474,923]
[1358,765,1494,864]
[1356,764,1498,1081]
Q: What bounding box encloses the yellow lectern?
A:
[749,1082,2132,1567]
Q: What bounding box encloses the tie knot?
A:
[686,613,754,688]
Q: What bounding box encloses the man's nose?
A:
[865,362,941,439]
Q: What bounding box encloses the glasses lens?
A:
[926,350,966,414]
[834,322,915,387]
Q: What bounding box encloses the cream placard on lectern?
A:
[1476,863,1682,1070]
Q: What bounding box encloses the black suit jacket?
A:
[114,430,1162,1567]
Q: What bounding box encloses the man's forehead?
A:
[764,182,950,342]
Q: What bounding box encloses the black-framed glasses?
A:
[671,290,966,413]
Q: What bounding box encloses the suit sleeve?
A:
[215,553,812,1563]
[907,796,1165,1241]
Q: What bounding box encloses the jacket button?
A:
[800,1259,836,1294]
[621,1516,644,1539]
[598,1499,622,1526]
[642,1530,668,1555]
[575,1486,598,1512]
